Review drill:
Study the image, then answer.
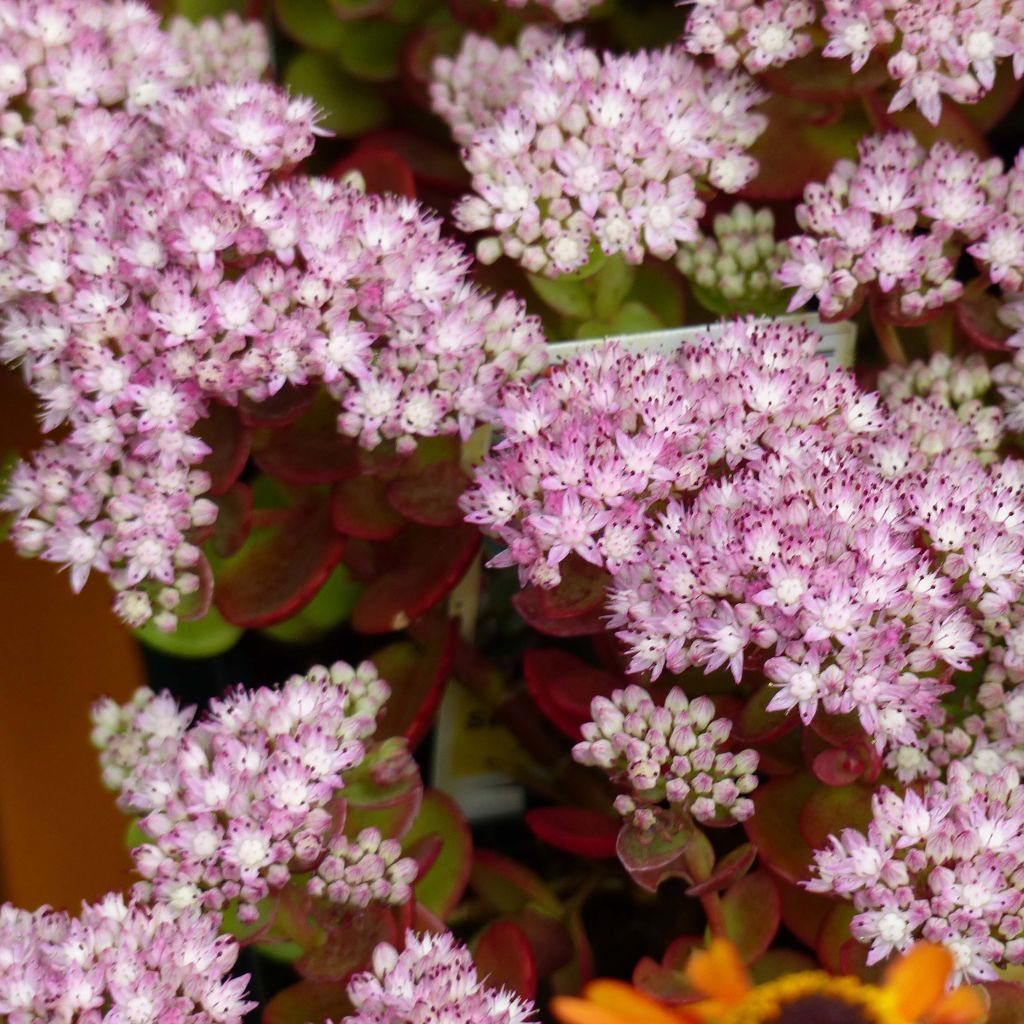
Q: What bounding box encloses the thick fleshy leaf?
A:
[332,146,416,198]
[336,19,406,82]
[264,980,354,1024]
[631,955,696,1004]
[330,0,391,17]
[386,462,470,527]
[777,879,836,949]
[511,908,574,976]
[474,922,537,999]
[254,393,362,485]
[512,588,607,637]
[260,564,363,645]
[343,744,424,839]
[471,850,561,915]
[550,911,596,997]
[178,552,215,622]
[134,605,242,660]
[295,905,398,982]
[372,621,456,746]
[529,273,594,320]
[238,383,317,429]
[354,131,468,192]
[685,843,757,898]
[749,949,818,983]
[351,523,480,634]
[525,807,619,858]
[799,783,874,850]
[816,903,857,974]
[401,789,473,919]
[284,53,390,137]
[986,981,1024,1024]
[196,402,251,497]
[720,870,780,964]
[332,476,406,541]
[761,51,889,102]
[273,0,346,50]
[215,497,346,629]
[522,648,619,739]
[744,773,818,883]
[627,260,685,329]
[962,66,1024,132]
[957,290,1014,352]
[211,483,252,559]
[867,93,990,155]
[811,748,865,787]
[617,820,714,893]
[513,557,611,636]
[734,682,798,744]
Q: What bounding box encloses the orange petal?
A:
[884,944,954,1019]
[551,994,633,1024]
[685,940,751,1005]
[551,985,697,1024]
[923,986,988,1024]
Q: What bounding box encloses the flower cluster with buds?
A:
[0,10,546,629]
[92,660,413,920]
[308,827,418,909]
[343,931,536,1024]
[573,685,759,829]
[462,319,882,588]
[778,133,1005,320]
[877,352,1003,462]
[497,0,603,22]
[684,0,1024,123]
[811,763,1024,983]
[0,895,253,1023]
[676,202,790,315]
[169,13,271,86]
[440,31,766,277]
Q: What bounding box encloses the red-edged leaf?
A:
[777,878,836,949]
[550,911,596,997]
[386,462,470,527]
[986,981,1024,1024]
[526,807,619,859]
[471,850,561,915]
[211,483,252,559]
[863,91,991,155]
[196,402,250,497]
[295,904,398,982]
[372,621,456,747]
[799,783,874,850]
[522,648,620,739]
[215,497,346,629]
[957,290,1014,352]
[254,393,362,485]
[812,748,866,787]
[617,820,714,893]
[511,908,574,976]
[332,476,407,541]
[540,557,611,619]
[238,383,317,429]
[816,903,858,974]
[809,710,868,749]
[351,523,480,634]
[838,937,886,983]
[405,833,444,879]
[332,146,416,198]
[512,588,608,636]
[474,922,538,999]
[402,790,473,919]
[343,749,424,839]
[264,980,353,1024]
[721,870,780,963]
[744,773,818,884]
[685,843,758,898]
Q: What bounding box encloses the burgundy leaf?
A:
[525,807,619,859]
[195,402,250,497]
[474,922,537,1000]
[386,461,470,527]
[332,476,407,541]
[522,648,620,739]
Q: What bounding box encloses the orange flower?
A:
[550,941,987,1024]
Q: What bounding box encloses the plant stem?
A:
[869,297,908,365]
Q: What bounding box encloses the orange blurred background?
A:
[1,367,141,910]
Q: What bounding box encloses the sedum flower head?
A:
[0,896,254,1023]
[91,660,412,920]
[343,931,536,1024]
[811,762,1024,983]
[440,31,766,277]
[778,133,1005,319]
[497,0,604,22]
[685,0,817,73]
[573,684,759,829]
[168,13,271,87]
[462,318,883,589]
[676,202,790,315]
[1,47,546,628]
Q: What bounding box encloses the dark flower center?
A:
[772,994,876,1024]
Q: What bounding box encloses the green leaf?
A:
[628,261,685,328]
[337,20,406,83]
[173,0,248,19]
[260,564,363,644]
[608,302,664,334]
[744,773,818,884]
[284,53,390,137]
[402,789,472,919]
[528,273,594,320]
[591,254,636,321]
[274,0,346,51]
[471,850,561,915]
[134,606,242,659]
[799,783,874,849]
[720,870,780,963]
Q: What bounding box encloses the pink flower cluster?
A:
[497,0,603,22]
[572,685,759,829]
[810,763,1024,982]
[462,320,881,588]
[0,895,253,1023]
[91,660,417,921]
[684,0,1024,123]
[0,5,547,629]
[973,150,1024,295]
[343,931,535,1024]
[168,13,271,87]
[437,31,766,276]
[778,133,1004,320]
